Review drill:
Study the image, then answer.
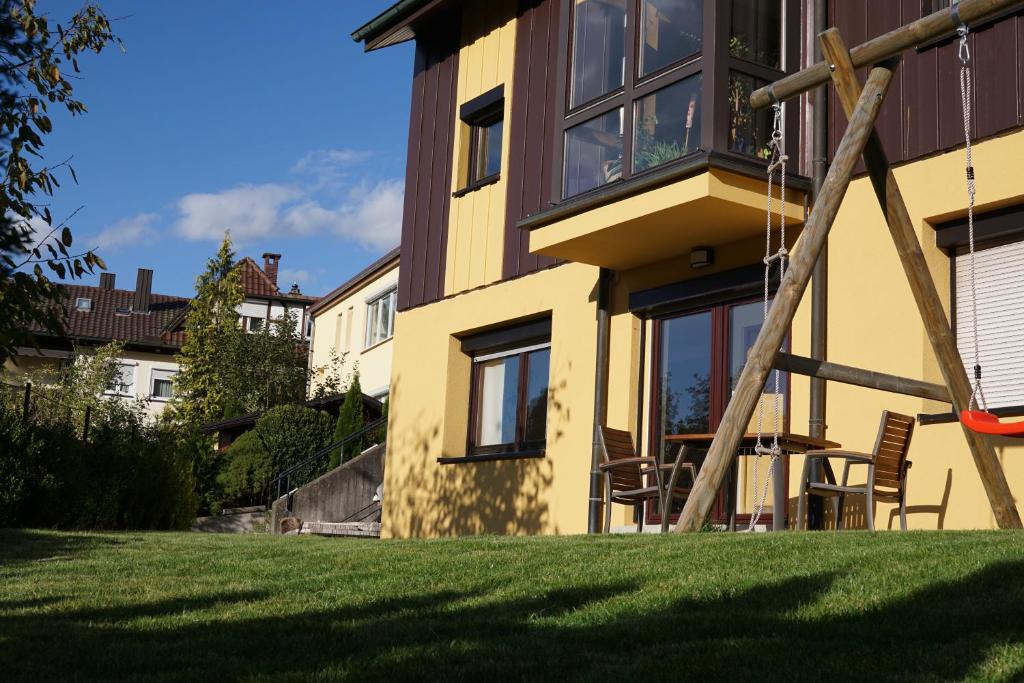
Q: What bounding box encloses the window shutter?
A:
[956,240,1024,409]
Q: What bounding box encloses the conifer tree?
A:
[329,372,364,468]
[173,233,244,425]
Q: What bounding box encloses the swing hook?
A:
[953,0,970,64]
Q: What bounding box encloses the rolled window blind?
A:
[955,240,1024,409]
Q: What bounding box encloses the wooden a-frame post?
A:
[676,18,1023,532]
[673,62,897,532]
[818,29,1021,529]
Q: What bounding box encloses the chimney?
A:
[133,268,153,313]
[262,252,281,286]
[99,272,116,290]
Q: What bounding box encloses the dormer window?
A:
[75,297,92,312]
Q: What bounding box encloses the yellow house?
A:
[307,248,400,400]
[353,0,1024,537]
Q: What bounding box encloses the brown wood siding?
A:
[503,0,562,280]
[397,17,461,312]
[828,4,1024,165]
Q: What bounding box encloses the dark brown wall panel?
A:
[829,4,1024,167]
[503,0,561,280]
[397,17,461,312]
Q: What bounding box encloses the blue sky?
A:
[37,1,412,298]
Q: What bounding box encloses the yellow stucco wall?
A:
[308,262,399,399]
[383,262,600,538]
[782,129,1024,530]
[444,0,517,296]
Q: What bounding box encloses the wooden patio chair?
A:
[598,427,695,533]
[797,411,915,531]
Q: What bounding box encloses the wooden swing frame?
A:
[675,0,1024,532]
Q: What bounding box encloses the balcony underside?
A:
[527,168,806,271]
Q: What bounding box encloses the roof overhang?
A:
[351,0,454,51]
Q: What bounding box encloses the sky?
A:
[35,0,413,298]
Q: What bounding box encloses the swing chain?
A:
[750,103,787,531]
[956,18,987,412]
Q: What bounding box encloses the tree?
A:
[217,404,334,505]
[173,233,244,426]
[222,307,307,413]
[0,1,121,365]
[329,372,364,469]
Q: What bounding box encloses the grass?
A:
[2,530,1024,682]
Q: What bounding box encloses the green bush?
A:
[0,399,197,530]
[218,404,334,505]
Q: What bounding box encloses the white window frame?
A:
[364,287,398,349]
[75,297,92,312]
[150,367,177,401]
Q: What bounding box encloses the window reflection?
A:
[571,0,627,108]
[655,311,712,464]
[640,0,703,76]
[729,0,782,69]
[563,107,624,198]
[633,74,702,173]
[728,71,773,159]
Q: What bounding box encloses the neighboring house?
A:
[307,247,400,400]
[237,253,319,339]
[5,269,189,418]
[353,0,1024,538]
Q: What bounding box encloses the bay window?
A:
[557,0,796,200]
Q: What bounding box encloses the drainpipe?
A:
[807,0,829,530]
[588,267,613,534]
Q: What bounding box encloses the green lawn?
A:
[2,530,1024,682]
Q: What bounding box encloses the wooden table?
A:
[664,433,841,531]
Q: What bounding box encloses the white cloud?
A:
[175,184,301,242]
[174,178,403,251]
[279,267,313,291]
[92,213,159,250]
[292,148,372,174]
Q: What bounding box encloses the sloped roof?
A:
[238,257,319,304]
[30,283,190,350]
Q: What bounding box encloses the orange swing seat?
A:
[960,410,1024,438]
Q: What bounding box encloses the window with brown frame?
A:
[468,342,551,456]
[458,84,505,194]
[557,0,795,201]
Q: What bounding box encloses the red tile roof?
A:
[31,283,190,350]
[238,257,319,304]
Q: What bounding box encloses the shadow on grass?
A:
[0,529,126,566]
[2,558,1024,681]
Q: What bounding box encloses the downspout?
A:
[588,267,613,534]
[807,0,829,530]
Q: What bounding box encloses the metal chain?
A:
[957,21,987,411]
[750,103,787,531]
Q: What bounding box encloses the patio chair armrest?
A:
[804,449,874,463]
[598,457,656,471]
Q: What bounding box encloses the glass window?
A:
[151,368,176,400]
[75,297,92,312]
[633,74,702,173]
[469,117,503,184]
[475,355,521,447]
[728,71,774,159]
[564,107,623,198]
[247,316,264,333]
[365,288,397,348]
[570,0,627,108]
[523,348,550,444]
[729,0,782,69]
[640,0,703,77]
[655,311,712,463]
[470,344,551,454]
[108,363,135,396]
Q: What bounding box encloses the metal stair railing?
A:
[268,416,387,503]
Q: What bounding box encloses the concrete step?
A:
[297,521,381,538]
